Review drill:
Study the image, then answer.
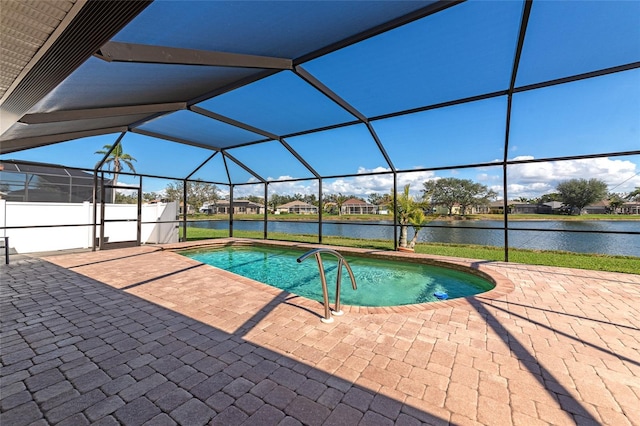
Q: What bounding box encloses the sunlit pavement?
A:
[2,239,639,425]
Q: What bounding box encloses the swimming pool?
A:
[181,245,495,307]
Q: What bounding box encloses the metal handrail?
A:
[297,248,357,323]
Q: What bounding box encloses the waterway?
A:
[191,219,640,258]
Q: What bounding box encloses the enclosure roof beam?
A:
[0,126,128,154]
[190,105,320,179]
[279,138,321,179]
[95,132,126,171]
[187,70,281,107]
[221,150,266,183]
[294,0,463,65]
[131,128,221,152]
[294,65,396,172]
[364,122,396,173]
[513,61,640,94]
[506,150,640,165]
[294,66,367,123]
[190,106,279,141]
[503,0,532,165]
[186,151,219,181]
[133,128,266,184]
[20,103,186,124]
[95,41,293,70]
[508,1,532,96]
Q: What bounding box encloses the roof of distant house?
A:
[277,201,316,209]
[343,198,374,206]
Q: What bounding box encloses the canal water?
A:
[191,219,640,258]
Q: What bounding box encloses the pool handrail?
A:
[297,248,357,323]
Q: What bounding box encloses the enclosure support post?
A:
[3,237,8,265]
[393,172,398,251]
[99,172,106,250]
[92,173,98,251]
[263,182,268,240]
[182,179,188,242]
[501,0,531,262]
[502,164,509,263]
[318,178,323,244]
[229,184,234,237]
[137,176,142,246]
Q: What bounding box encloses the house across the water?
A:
[200,200,264,214]
[341,198,378,215]
[276,201,318,214]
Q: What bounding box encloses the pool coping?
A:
[160,238,516,315]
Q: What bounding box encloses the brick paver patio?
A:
[1,239,639,425]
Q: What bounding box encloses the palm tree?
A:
[407,208,426,249]
[392,184,428,249]
[327,193,349,215]
[627,187,640,202]
[95,143,136,202]
[608,193,625,214]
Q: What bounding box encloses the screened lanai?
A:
[1,0,639,258]
[3,3,640,426]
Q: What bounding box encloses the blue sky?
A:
[2,1,639,200]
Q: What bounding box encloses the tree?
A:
[269,194,294,213]
[556,178,608,215]
[407,208,426,249]
[164,180,219,212]
[164,183,181,203]
[303,194,318,206]
[143,192,162,203]
[246,195,264,205]
[326,193,350,216]
[422,178,494,216]
[115,192,137,204]
[627,187,640,202]
[368,193,391,206]
[607,193,625,214]
[458,183,496,216]
[95,143,136,203]
[390,184,428,249]
[538,193,562,203]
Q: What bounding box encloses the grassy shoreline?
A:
[186,213,640,222]
[182,227,639,275]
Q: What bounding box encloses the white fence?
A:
[0,200,179,253]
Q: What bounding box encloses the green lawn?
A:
[181,227,639,275]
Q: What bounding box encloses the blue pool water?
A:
[181,246,494,307]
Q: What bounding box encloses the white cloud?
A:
[503,157,640,198]
[322,167,435,197]
[228,157,640,200]
[115,183,139,196]
[230,167,437,198]
[267,180,318,196]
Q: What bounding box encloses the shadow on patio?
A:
[1,256,447,425]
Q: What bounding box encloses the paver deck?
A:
[1,239,639,425]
